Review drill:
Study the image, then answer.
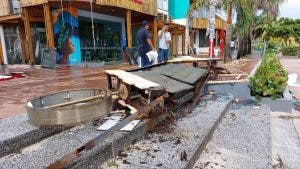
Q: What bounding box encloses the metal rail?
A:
[47,93,168,169]
[47,74,209,169]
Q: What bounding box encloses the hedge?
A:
[249,50,288,99]
[282,46,300,56]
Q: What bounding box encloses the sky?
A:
[279,0,300,19]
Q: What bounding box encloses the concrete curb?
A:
[185,99,232,169]
[0,114,67,158]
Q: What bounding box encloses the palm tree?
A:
[189,0,285,59]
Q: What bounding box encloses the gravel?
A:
[100,95,233,169]
[193,104,272,169]
[0,113,66,157]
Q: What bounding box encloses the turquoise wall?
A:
[168,0,190,19]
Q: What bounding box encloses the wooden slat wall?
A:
[192,17,227,30]
[97,0,157,16]
[20,0,47,7]
[0,0,10,16]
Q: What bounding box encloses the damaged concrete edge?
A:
[0,114,71,158]
[68,113,170,168]
[184,99,233,169]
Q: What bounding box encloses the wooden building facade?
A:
[0,0,160,65]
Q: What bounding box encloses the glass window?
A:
[78,16,123,63]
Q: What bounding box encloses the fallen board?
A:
[131,71,194,93]
[131,64,208,93]
[106,70,160,90]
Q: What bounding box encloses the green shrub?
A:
[249,51,288,99]
[282,46,300,56]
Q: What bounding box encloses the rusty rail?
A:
[47,73,209,169]
[47,93,168,169]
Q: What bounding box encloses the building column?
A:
[182,30,185,55]
[23,7,35,65]
[174,31,178,56]
[18,23,27,64]
[153,16,158,49]
[43,3,55,48]
[0,26,8,64]
[126,10,132,48]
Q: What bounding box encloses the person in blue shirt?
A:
[137,20,155,67]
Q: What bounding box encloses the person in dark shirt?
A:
[137,20,155,67]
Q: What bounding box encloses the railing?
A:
[0,0,21,16]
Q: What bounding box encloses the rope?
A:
[69,0,73,30]
[60,0,64,25]
[90,0,96,50]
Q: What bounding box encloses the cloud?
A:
[280,0,300,19]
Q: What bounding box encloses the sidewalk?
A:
[280,56,300,149]
[0,65,135,119]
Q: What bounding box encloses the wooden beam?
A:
[0,33,4,65]
[43,3,55,48]
[174,32,178,56]
[29,17,44,22]
[182,31,186,55]
[153,16,158,48]
[23,7,35,65]
[126,10,132,48]
[18,23,27,64]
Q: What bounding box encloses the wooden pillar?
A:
[153,16,158,48]
[18,23,27,64]
[190,31,194,54]
[0,34,3,65]
[43,3,55,48]
[23,7,35,65]
[174,32,178,56]
[126,10,132,48]
[182,31,186,55]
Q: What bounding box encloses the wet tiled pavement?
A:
[0,65,135,119]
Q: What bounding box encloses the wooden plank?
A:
[105,70,160,90]
[0,33,4,65]
[18,23,27,64]
[153,16,158,48]
[96,0,157,16]
[23,7,35,65]
[20,0,47,7]
[126,10,132,48]
[43,3,55,48]
[0,0,10,16]
[192,17,227,30]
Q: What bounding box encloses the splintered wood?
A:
[105,70,160,90]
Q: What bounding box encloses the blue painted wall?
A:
[168,0,190,19]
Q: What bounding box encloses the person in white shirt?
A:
[158,23,172,63]
[230,40,235,54]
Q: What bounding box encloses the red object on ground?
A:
[209,39,214,58]
[11,72,24,78]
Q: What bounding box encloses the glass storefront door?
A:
[78,16,123,63]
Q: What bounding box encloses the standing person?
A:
[230,39,235,54]
[158,23,171,63]
[137,20,156,67]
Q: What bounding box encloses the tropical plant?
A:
[189,0,285,59]
[250,49,287,99]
